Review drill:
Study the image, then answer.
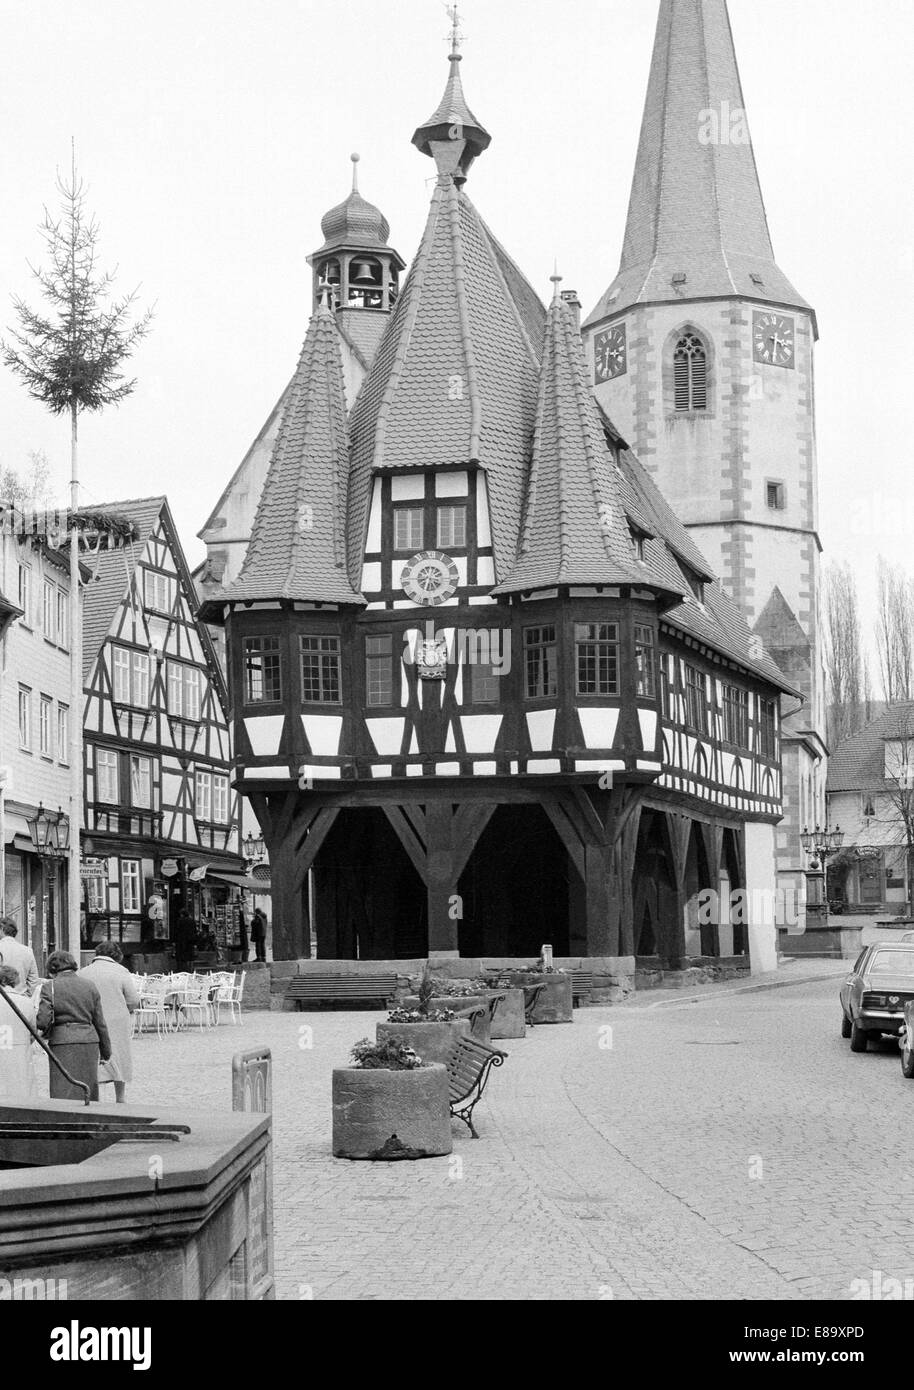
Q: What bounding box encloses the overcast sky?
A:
[1,0,911,660]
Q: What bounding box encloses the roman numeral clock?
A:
[594,324,627,383]
[753,311,795,368]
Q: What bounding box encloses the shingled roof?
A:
[346,177,542,587]
[210,300,364,609]
[495,285,681,598]
[828,705,914,793]
[585,0,811,329]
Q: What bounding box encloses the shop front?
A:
[1,803,69,971]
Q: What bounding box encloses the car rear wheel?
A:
[902,1028,914,1079]
[850,1021,870,1053]
[841,1012,852,1039]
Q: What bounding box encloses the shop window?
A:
[243,637,282,703]
[575,623,618,697]
[121,860,141,914]
[300,635,342,704]
[635,625,656,698]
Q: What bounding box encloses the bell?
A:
[351,260,377,283]
[323,261,341,284]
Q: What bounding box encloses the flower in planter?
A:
[387,1007,458,1023]
[349,1037,426,1070]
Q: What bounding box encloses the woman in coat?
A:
[0,963,36,1100]
[79,941,140,1103]
[37,951,111,1102]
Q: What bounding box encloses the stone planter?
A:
[486,988,525,1039]
[376,1018,471,1065]
[403,996,493,1044]
[500,972,573,1023]
[332,1064,452,1159]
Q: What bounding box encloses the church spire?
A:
[412,5,491,183]
[586,0,810,326]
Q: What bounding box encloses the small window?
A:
[673,333,708,412]
[766,481,786,511]
[111,645,149,706]
[683,568,705,603]
[394,508,424,552]
[130,754,151,809]
[634,625,656,698]
[300,635,342,704]
[43,578,56,640]
[759,698,778,759]
[17,563,31,624]
[39,694,53,756]
[96,749,119,803]
[143,568,174,614]
[366,635,394,708]
[121,860,142,914]
[685,665,707,734]
[195,769,213,821]
[630,529,647,562]
[723,685,749,748]
[213,774,230,824]
[57,704,69,764]
[863,794,876,819]
[471,661,501,704]
[168,661,202,719]
[56,589,69,647]
[575,623,618,697]
[437,505,467,550]
[525,626,559,699]
[18,686,31,750]
[244,637,282,703]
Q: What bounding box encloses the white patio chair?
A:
[178,977,211,1032]
[133,977,169,1036]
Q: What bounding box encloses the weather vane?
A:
[445,4,465,56]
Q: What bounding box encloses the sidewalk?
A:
[618,956,848,1011]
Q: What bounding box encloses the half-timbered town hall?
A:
[200,22,800,972]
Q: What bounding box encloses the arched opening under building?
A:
[457,805,570,958]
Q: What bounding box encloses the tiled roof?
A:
[346,179,542,586]
[585,0,811,329]
[495,289,680,596]
[828,705,914,792]
[81,496,167,677]
[317,158,392,254]
[412,53,491,163]
[212,302,364,608]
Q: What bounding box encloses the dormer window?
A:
[629,525,648,561]
[682,566,706,604]
[436,504,467,549]
[394,508,424,551]
[673,333,708,411]
[863,794,876,819]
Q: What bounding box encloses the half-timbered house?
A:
[200,42,796,974]
[81,497,244,962]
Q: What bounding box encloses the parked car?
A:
[840,944,914,1053]
[901,1001,914,1079]
[901,932,914,943]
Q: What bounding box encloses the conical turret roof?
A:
[316,154,392,253]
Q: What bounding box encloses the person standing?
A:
[0,918,39,994]
[36,951,111,1102]
[0,963,37,1100]
[79,941,140,1104]
[251,908,267,962]
[174,907,196,971]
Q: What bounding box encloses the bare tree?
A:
[875,557,914,704]
[0,450,56,509]
[824,560,863,743]
[873,708,914,915]
[3,148,153,955]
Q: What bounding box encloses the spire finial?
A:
[350,152,360,193]
[445,4,464,60]
[550,267,563,304]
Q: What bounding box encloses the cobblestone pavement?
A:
[113,964,914,1301]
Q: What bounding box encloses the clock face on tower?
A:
[753,311,795,368]
[400,551,460,606]
[594,324,627,383]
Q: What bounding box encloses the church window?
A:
[685,665,708,734]
[673,333,708,411]
[300,635,341,705]
[525,625,559,699]
[394,508,424,551]
[634,625,656,698]
[244,637,282,704]
[436,505,466,550]
[575,623,618,697]
[366,635,393,707]
[723,685,749,748]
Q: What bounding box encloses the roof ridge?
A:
[448,184,481,460]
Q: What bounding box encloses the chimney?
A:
[561,288,582,330]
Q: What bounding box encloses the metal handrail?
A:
[0,980,91,1106]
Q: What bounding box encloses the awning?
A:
[205,869,272,894]
[2,811,34,854]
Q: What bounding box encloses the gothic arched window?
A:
[673,333,708,411]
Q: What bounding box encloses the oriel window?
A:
[366,634,394,708]
[685,665,708,734]
[723,685,749,748]
[244,637,282,703]
[300,635,342,704]
[575,623,619,697]
[525,626,559,699]
[759,698,778,759]
[634,625,656,698]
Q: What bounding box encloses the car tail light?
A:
[864,993,887,1008]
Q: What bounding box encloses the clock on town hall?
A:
[594,323,627,383]
[400,550,460,606]
[753,311,795,368]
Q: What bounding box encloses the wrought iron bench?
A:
[284,974,399,1009]
[571,971,594,1006]
[452,993,504,1040]
[447,1036,508,1139]
[522,983,547,1025]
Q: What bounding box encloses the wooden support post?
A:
[425,800,457,956]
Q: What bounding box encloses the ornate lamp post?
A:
[800,823,844,921]
[26,804,71,959]
[243,832,266,869]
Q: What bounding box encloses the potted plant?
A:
[488,955,574,1023]
[375,964,473,1063]
[402,974,525,1040]
[331,1037,452,1159]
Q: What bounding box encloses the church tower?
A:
[584,0,827,928]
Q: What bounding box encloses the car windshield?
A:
[869,950,914,976]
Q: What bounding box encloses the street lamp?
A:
[800,823,844,868]
[26,804,70,858]
[243,831,265,866]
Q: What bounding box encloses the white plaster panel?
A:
[244,715,285,757]
[366,479,383,551]
[366,717,405,756]
[637,709,657,750]
[577,707,620,750]
[460,714,503,755]
[361,562,382,592]
[435,471,468,497]
[391,475,426,501]
[525,708,556,752]
[301,714,343,757]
